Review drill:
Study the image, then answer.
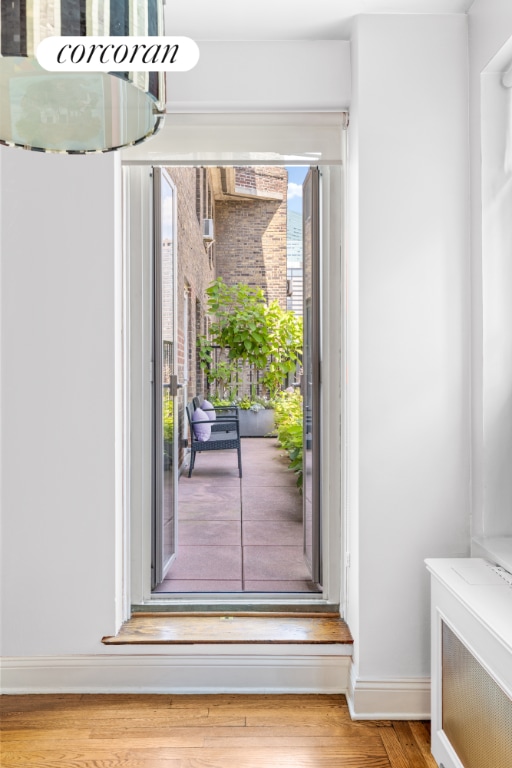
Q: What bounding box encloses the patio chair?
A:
[192,396,239,434]
[186,402,242,478]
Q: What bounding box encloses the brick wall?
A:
[214,166,288,308]
[165,167,214,456]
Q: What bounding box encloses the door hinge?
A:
[149,362,154,383]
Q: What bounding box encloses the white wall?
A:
[468,0,512,540]
[347,14,471,716]
[166,41,351,113]
[0,18,475,715]
[0,42,349,681]
[0,149,123,656]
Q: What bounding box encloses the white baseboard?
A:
[1,648,351,695]
[347,665,431,720]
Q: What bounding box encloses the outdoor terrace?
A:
[155,437,320,594]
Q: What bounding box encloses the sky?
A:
[286,166,309,214]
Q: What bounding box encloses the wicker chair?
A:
[186,402,242,478]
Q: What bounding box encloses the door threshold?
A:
[103,613,352,645]
[132,599,339,615]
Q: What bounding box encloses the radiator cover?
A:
[427,558,512,768]
[442,622,512,768]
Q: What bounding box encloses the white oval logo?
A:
[37,36,199,72]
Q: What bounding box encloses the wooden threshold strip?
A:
[102,613,353,646]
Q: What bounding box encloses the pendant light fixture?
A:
[0,1,166,153]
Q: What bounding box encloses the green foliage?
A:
[261,301,303,398]
[235,394,275,411]
[163,396,174,442]
[199,278,303,399]
[205,278,270,369]
[209,396,233,407]
[273,389,303,489]
[197,335,239,400]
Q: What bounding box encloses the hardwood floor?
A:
[0,693,438,767]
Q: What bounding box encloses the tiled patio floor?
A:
[154,437,321,594]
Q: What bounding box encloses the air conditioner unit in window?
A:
[203,219,214,241]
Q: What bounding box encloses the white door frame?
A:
[123,116,347,612]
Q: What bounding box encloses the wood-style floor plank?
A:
[102,615,353,645]
[0,693,436,768]
[409,721,439,768]
[380,726,412,768]
[392,722,433,768]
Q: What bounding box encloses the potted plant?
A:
[236,395,276,437]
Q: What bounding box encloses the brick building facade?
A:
[212,166,288,309]
[165,166,215,449]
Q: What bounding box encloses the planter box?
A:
[239,409,276,437]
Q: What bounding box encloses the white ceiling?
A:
[165,0,476,41]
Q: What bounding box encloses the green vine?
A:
[199,278,303,399]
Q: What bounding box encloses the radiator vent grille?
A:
[442,622,512,768]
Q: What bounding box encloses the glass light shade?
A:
[0,1,166,153]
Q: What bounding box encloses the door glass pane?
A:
[302,168,321,584]
[153,168,177,586]
[162,340,175,571]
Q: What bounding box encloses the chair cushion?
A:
[201,399,217,421]
[191,407,211,441]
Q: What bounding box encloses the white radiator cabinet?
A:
[426,558,512,768]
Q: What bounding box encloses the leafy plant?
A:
[162,396,174,469]
[199,278,302,399]
[273,389,303,489]
[197,335,239,400]
[261,302,303,398]
[235,395,275,411]
[205,278,270,368]
[209,396,233,408]
[163,396,174,442]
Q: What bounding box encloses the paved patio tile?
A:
[154,579,243,593]
[240,449,282,461]
[243,546,311,580]
[241,438,278,452]
[178,480,239,503]
[244,580,321,593]
[186,467,241,483]
[167,545,242,580]
[178,500,241,521]
[179,520,241,545]
[242,520,303,546]
[243,440,281,451]
[184,449,241,482]
[242,470,298,488]
[154,439,313,593]
[242,485,302,521]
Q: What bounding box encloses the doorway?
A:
[124,123,345,611]
[150,164,322,596]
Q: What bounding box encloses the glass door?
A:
[302,167,321,585]
[152,167,178,588]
